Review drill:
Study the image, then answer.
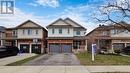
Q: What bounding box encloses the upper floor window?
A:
[28,29,32,35]
[111,29,116,35]
[102,31,108,36]
[23,29,25,35]
[125,30,129,33]
[68,28,70,34]
[76,31,80,35]
[13,30,17,36]
[52,28,55,34]
[59,28,62,34]
[13,30,15,35]
[36,30,38,35]
[0,32,2,38]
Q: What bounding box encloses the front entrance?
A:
[96,39,111,51]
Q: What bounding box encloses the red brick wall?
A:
[48,39,73,44]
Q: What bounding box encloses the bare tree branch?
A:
[94,0,130,31]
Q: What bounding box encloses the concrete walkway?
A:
[23,53,80,66]
[0,66,130,73]
[0,53,36,66]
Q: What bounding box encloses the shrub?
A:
[114,49,121,54]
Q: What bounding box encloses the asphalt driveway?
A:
[23,53,81,66]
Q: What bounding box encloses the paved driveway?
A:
[23,53,81,66]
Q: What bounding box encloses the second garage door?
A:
[62,44,72,53]
[20,44,30,53]
[113,43,125,50]
[31,44,41,54]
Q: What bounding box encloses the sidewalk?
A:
[0,53,36,66]
[86,66,130,72]
[0,66,130,73]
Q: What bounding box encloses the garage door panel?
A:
[50,44,60,53]
[113,43,125,50]
[62,44,72,53]
[32,44,41,54]
[20,44,29,53]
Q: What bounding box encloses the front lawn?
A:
[76,52,130,65]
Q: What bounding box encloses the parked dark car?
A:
[0,46,19,58]
[122,46,130,55]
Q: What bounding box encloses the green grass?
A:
[76,52,130,65]
[6,54,41,66]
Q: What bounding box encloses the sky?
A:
[0,0,128,33]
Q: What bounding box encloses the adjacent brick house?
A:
[86,22,130,53]
[46,18,87,53]
[4,20,47,54]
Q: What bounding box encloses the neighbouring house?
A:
[0,26,6,46]
[4,20,47,54]
[86,22,130,53]
[46,18,87,53]
[4,28,16,46]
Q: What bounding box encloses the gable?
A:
[64,19,80,27]
[64,18,86,30]
[52,20,70,26]
[20,22,39,28]
[16,20,43,29]
[46,18,72,28]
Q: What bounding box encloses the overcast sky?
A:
[0,0,127,33]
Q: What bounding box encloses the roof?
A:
[46,18,73,28]
[0,26,5,32]
[46,18,86,30]
[86,23,127,36]
[115,21,130,31]
[15,20,47,31]
[86,25,109,36]
[64,18,87,30]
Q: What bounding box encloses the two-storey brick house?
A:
[4,20,47,54]
[86,22,130,53]
[46,18,87,53]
